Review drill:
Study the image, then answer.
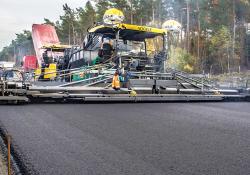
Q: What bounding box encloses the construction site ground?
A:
[0,102,249,175]
[0,149,7,175]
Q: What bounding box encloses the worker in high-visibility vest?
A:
[112,69,122,90]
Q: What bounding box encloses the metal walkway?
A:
[0,67,249,104]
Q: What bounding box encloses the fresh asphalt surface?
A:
[0,102,249,175]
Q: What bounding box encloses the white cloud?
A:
[0,0,88,50]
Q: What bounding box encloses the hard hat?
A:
[130,90,137,97]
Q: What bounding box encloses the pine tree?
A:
[95,0,111,22]
[77,1,96,41]
[59,4,77,45]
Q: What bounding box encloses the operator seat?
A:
[102,43,113,60]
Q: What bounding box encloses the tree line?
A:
[1,0,250,74]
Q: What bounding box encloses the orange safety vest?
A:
[112,75,120,88]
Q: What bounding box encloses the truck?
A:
[31,24,71,80]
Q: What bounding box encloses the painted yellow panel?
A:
[89,23,166,35]
[44,64,57,79]
[34,68,41,80]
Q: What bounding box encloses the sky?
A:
[0,0,88,50]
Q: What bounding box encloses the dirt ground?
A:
[0,149,7,175]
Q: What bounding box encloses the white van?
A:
[0,61,15,68]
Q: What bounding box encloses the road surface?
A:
[0,102,249,175]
